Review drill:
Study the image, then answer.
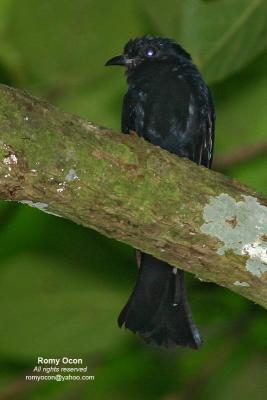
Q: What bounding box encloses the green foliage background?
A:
[0,0,266,399]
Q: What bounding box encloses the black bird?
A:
[105,35,215,349]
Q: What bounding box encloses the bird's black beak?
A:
[105,54,125,66]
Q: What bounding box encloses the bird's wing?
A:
[199,87,215,169]
[121,78,215,169]
[121,91,135,134]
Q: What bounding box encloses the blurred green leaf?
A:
[247,314,267,347]
[214,50,267,151]
[0,252,125,359]
[144,0,267,83]
[136,0,184,38]
[213,50,267,192]
[182,0,267,83]
[5,0,140,92]
[231,157,267,194]
[0,0,23,84]
[56,73,126,130]
[0,0,11,34]
[2,0,143,130]
[210,356,267,400]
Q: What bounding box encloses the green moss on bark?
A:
[0,83,266,308]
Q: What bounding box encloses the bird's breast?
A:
[130,79,201,157]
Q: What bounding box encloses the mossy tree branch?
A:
[0,84,266,308]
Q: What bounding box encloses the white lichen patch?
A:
[200,194,267,277]
[233,281,250,287]
[56,181,67,193]
[81,120,99,133]
[19,200,48,211]
[19,200,61,217]
[66,148,77,161]
[65,168,79,182]
[3,154,17,165]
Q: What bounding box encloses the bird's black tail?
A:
[118,253,202,349]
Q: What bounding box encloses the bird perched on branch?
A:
[105,35,215,349]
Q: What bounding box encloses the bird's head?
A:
[105,35,191,70]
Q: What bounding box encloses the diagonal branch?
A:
[0,84,266,308]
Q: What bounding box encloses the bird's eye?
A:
[146,47,156,57]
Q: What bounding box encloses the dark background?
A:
[0,0,266,399]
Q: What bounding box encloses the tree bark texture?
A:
[0,84,266,308]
